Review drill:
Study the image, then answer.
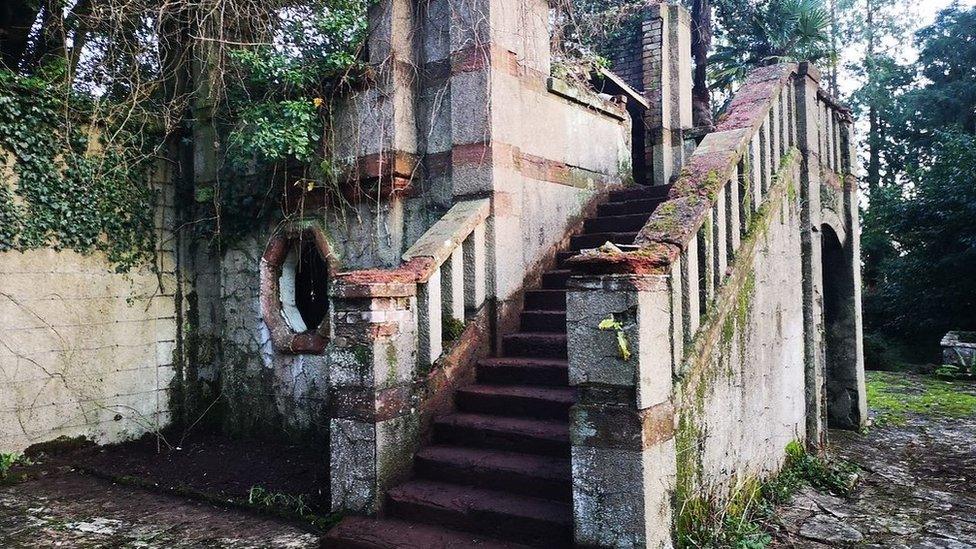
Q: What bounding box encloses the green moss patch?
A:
[867,371,976,426]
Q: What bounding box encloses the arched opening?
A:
[261,229,334,354]
[821,224,862,429]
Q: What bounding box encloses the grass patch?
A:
[677,442,857,549]
[867,371,976,426]
[0,453,31,485]
[247,485,341,531]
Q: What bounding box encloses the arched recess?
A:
[821,223,864,429]
[260,228,337,354]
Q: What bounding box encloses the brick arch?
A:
[260,227,337,354]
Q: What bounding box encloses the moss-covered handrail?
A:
[567,63,810,275]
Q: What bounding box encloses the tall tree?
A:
[691,0,713,127]
[710,0,831,93]
[0,1,42,71]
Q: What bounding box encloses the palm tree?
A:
[710,0,831,93]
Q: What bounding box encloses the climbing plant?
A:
[0,69,158,272]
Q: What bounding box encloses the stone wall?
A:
[0,167,179,454]
[676,160,806,493]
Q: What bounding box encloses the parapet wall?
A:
[0,166,178,454]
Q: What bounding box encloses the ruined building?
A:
[0,0,865,546]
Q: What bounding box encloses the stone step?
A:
[570,231,639,251]
[520,310,567,332]
[606,184,671,202]
[583,212,652,234]
[414,446,572,501]
[555,251,578,267]
[502,333,567,359]
[433,413,570,456]
[476,358,569,386]
[387,480,573,547]
[597,197,666,217]
[323,516,532,548]
[523,289,566,311]
[456,384,576,420]
[541,269,572,289]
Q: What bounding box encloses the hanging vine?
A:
[0,69,158,272]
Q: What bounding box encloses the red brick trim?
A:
[260,228,337,354]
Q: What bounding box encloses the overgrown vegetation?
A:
[0,452,31,485]
[0,69,158,271]
[677,441,858,549]
[246,485,341,530]
[866,371,976,426]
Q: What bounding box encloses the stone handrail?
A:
[569,62,852,276]
[563,62,856,547]
[333,197,490,366]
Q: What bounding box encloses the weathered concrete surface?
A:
[0,169,179,455]
[0,471,319,548]
[773,374,976,547]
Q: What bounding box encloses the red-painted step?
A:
[387,480,573,547]
[324,516,532,548]
[456,384,576,420]
[523,289,566,311]
[541,269,572,289]
[433,413,570,456]
[597,197,667,216]
[475,358,569,386]
[606,184,671,202]
[414,445,571,501]
[570,231,639,250]
[583,212,654,233]
[502,333,567,359]
[520,310,567,332]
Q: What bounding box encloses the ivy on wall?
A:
[0,70,158,272]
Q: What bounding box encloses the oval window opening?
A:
[279,240,330,333]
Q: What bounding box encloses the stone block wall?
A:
[0,166,179,454]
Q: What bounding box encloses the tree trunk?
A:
[0,0,42,71]
[691,0,713,127]
[829,0,838,96]
[865,1,879,194]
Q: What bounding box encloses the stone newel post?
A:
[567,274,679,548]
[328,280,421,513]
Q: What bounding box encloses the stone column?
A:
[328,280,421,513]
[567,274,679,549]
[642,3,693,186]
[835,119,868,430]
[794,62,827,449]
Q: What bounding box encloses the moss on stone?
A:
[866,371,976,426]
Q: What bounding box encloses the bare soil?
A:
[76,431,330,512]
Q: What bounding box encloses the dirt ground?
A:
[77,432,330,511]
[1,372,974,548]
[773,372,976,548]
[0,469,320,548]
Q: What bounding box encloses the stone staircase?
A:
[324,184,671,548]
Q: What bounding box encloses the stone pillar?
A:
[642,3,693,186]
[567,274,678,548]
[835,119,868,430]
[795,62,826,449]
[328,280,421,513]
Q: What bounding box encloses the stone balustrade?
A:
[565,62,862,546]
[327,197,491,513]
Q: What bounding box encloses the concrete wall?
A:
[0,169,179,454]
[676,168,806,492]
